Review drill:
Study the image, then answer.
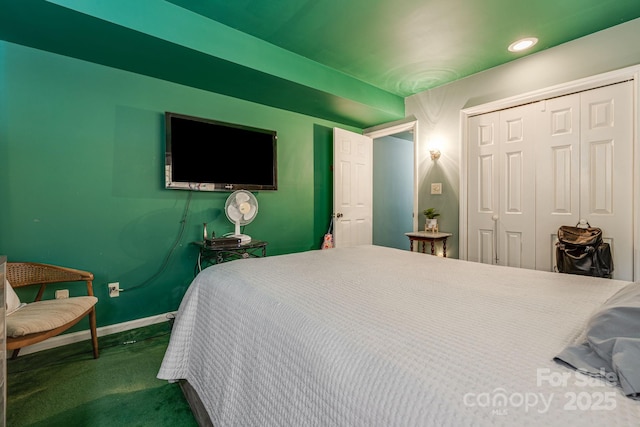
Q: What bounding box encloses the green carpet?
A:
[7,322,198,427]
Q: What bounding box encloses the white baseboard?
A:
[18,311,177,356]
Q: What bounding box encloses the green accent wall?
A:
[313,125,335,247]
[0,41,359,327]
[0,0,404,128]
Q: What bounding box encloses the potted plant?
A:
[423,208,440,232]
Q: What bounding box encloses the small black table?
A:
[193,240,268,275]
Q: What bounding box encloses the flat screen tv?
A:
[165,112,277,191]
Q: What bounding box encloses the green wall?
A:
[0,41,359,327]
[0,0,404,128]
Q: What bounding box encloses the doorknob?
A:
[335,213,344,218]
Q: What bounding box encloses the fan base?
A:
[230,234,252,244]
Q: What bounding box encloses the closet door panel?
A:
[499,104,536,269]
[581,81,633,280]
[505,231,523,268]
[552,146,573,213]
[468,112,499,264]
[478,229,494,264]
[536,95,581,272]
[588,141,613,214]
[479,154,495,212]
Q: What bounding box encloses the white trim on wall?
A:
[459,65,640,280]
[19,311,177,356]
[634,73,640,283]
[459,108,469,260]
[462,66,638,117]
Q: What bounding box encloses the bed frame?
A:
[180,380,213,427]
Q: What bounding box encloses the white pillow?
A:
[555,282,640,399]
[6,279,25,315]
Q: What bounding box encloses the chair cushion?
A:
[6,280,25,315]
[6,296,98,338]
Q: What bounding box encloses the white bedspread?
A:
[158,245,640,426]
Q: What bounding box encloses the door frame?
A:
[459,65,640,280]
[364,115,420,232]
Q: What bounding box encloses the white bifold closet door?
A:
[467,103,537,269]
[467,81,633,280]
[535,82,633,279]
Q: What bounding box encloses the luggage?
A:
[556,225,613,278]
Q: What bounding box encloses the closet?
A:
[467,81,634,280]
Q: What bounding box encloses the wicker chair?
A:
[6,262,99,359]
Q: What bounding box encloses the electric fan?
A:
[224,190,258,244]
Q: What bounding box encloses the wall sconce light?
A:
[428,136,443,161]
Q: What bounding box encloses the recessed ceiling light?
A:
[508,37,538,52]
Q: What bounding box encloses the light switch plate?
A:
[431,183,442,195]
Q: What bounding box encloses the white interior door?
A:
[333,128,373,248]
[498,103,537,269]
[535,93,581,271]
[468,105,537,267]
[467,112,500,264]
[469,81,634,278]
[536,82,634,279]
[580,82,633,280]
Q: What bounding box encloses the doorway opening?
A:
[364,117,418,251]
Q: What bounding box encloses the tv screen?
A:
[165,112,277,191]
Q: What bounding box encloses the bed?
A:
[158,245,640,426]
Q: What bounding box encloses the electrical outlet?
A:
[108,282,120,298]
[55,289,69,299]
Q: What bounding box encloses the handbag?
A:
[556,224,613,278]
[321,217,334,249]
